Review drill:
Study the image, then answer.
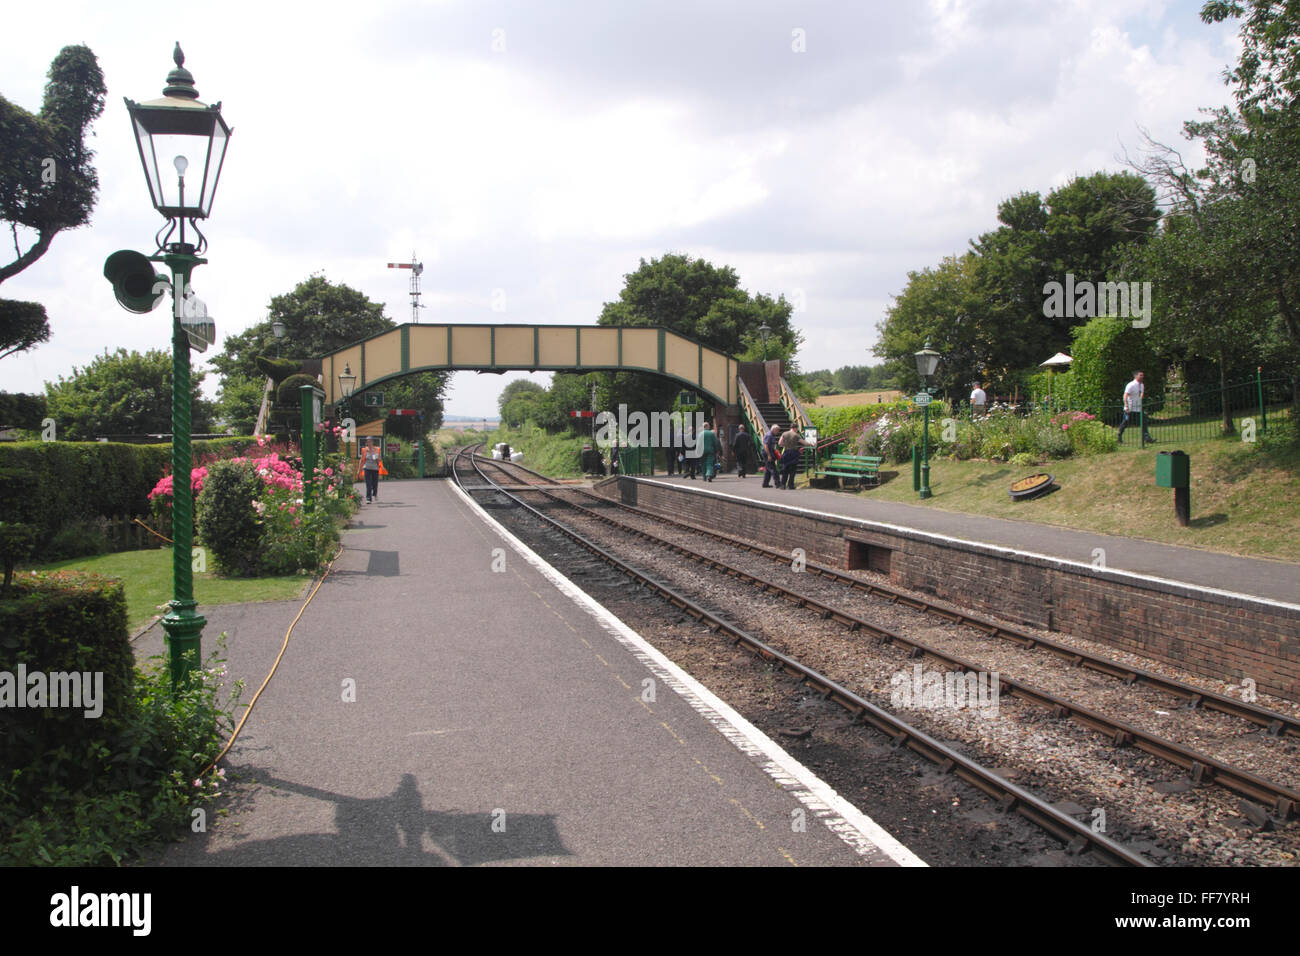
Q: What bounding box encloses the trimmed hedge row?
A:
[0,437,252,543]
[0,571,134,799]
[807,400,911,442]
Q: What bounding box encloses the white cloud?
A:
[0,0,1243,413]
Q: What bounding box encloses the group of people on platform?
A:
[660,420,812,489]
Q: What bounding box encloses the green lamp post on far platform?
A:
[914,342,941,500]
[103,44,232,689]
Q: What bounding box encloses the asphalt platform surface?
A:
[647,472,1300,606]
[137,478,910,867]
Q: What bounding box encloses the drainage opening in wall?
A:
[846,539,892,574]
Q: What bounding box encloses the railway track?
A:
[453,445,1153,866]
[491,455,1300,740]
[477,455,1300,821]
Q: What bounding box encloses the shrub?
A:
[276,373,317,407]
[1033,425,1073,459]
[0,572,135,799]
[808,400,910,442]
[1067,419,1118,455]
[0,438,252,557]
[196,460,265,577]
[44,518,110,561]
[1069,315,1163,414]
[1010,452,1038,467]
[0,637,243,866]
[0,521,38,592]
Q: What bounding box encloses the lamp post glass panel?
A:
[758,322,772,361]
[272,318,285,357]
[914,343,941,500]
[121,44,232,688]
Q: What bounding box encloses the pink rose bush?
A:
[148,439,354,576]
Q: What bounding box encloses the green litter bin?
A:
[1155,450,1189,488]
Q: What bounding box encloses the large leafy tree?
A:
[208,273,446,433]
[1116,2,1300,411]
[970,173,1159,368]
[874,254,986,396]
[45,348,214,440]
[0,45,106,359]
[877,172,1160,396]
[1197,1,1300,359]
[596,253,796,413]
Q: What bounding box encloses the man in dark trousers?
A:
[761,424,782,487]
[734,424,757,478]
[777,425,812,489]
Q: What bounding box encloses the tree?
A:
[0,45,106,360]
[207,274,449,434]
[360,373,446,434]
[597,253,797,412]
[45,348,214,440]
[970,174,1160,370]
[0,299,51,360]
[497,379,546,416]
[1114,3,1300,418]
[1068,315,1164,417]
[874,254,986,396]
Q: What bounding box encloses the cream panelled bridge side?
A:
[319,323,740,408]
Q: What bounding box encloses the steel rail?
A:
[484,457,1300,741]
[477,460,1299,820]
[456,447,1152,866]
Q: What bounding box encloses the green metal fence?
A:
[1033,373,1294,445]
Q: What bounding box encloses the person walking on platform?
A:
[761,424,781,487]
[734,424,757,478]
[777,425,812,489]
[699,421,719,481]
[361,437,382,503]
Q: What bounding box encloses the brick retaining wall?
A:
[603,477,1300,702]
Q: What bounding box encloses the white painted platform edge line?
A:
[637,479,1300,613]
[449,478,926,867]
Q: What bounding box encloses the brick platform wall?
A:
[603,477,1300,702]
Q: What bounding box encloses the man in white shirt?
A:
[1117,370,1153,443]
[970,382,987,414]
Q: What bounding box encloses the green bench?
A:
[817,453,882,487]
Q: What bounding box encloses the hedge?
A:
[807,399,911,443]
[0,438,252,546]
[0,571,134,800]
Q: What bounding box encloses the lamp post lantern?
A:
[914,342,941,500]
[338,361,357,455]
[108,44,232,689]
[758,322,772,361]
[272,318,286,357]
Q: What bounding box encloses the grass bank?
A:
[836,430,1300,562]
[30,549,312,630]
[480,423,588,478]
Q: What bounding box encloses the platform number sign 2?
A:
[365,392,385,408]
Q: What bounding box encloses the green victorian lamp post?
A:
[338,362,357,461]
[104,44,232,689]
[758,322,772,361]
[914,341,941,500]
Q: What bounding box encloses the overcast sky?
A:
[1,0,1241,418]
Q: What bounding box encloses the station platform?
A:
[136,479,919,867]
[644,473,1300,606]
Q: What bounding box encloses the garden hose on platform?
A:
[199,543,342,777]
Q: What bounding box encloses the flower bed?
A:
[835,401,1120,466]
[148,437,354,576]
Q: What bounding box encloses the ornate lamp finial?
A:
[163,43,199,99]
